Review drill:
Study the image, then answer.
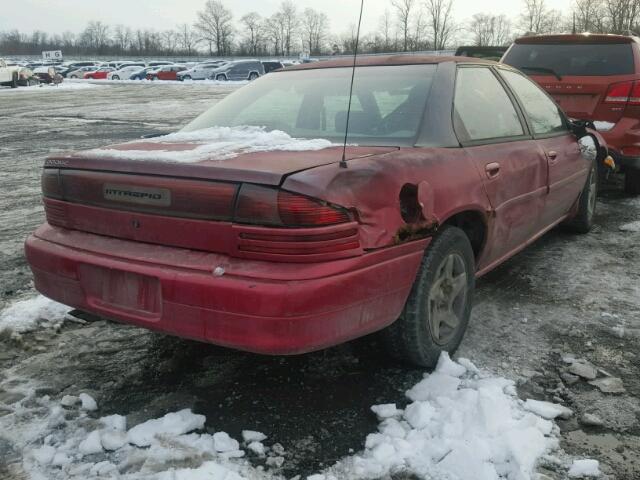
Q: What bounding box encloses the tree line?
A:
[3,0,640,58]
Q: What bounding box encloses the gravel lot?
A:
[0,81,639,479]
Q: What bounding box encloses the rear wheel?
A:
[112,75,120,80]
[565,159,598,233]
[624,168,640,195]
[11,73,18,88]
[182,75,192,81]
[381,226,475,368]
[248,72,259,81]
[216,74,227,81]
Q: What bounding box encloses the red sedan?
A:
[83,67,115,80]
[146,65,187,81]
[26,56,603,366]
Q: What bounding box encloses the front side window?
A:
[181,64,437,145]
[454,67,524,142]
[499,69,566,136]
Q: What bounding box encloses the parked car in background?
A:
[177,62,226,81]
[33,66,62,84]
[455,46,509,61]
[67,66,98,79]
[60,62,98,77]
[129,67,155,80]
[0,58,21,88]
[147,61,175,68]
[84,67,115,80]
[107,65,145,80]
[146,65,187,81]
[27,56,603,367]
[262,61,284,73]
[502,33,640,194]
[210,60,264,81]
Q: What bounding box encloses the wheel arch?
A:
[440,209,488,261]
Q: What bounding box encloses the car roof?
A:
[286,55,495,71]
[514,33,637,45]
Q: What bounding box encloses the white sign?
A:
[42,50,63,61]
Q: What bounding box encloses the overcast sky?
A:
[2,0,571,34]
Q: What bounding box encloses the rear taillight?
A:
[604,81,640,106]
[41,169,63,199]
[234,184,351,227]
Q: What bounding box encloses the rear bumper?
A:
[600,117,640,170]
[25,224,427,354]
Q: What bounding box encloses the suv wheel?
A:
[248,72,259,81]
[216,74,227,81]
[11,73,18,88]
[381,226,475,367]
[182,75,191,81]
[624,168,640,195]
[112,75,120,80]
[564,159,598,233]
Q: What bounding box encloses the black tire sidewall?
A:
[384,226,475,367]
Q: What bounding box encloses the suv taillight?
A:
[234,184,351,227]
[604,81,640,106]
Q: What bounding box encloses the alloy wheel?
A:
[427,253,468,345]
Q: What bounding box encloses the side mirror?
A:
[568,119,595,138]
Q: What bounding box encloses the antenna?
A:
[340,0,365,169]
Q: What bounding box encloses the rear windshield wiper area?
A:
[519,66,562,81]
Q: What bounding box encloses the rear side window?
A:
[503,43,634,76]
[454,67,524,142]
[499,69,566,136]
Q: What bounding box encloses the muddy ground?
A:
[0,82,639,479]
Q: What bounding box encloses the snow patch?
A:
[0,82,105,94]
[619,220,640,232]
[593,121,615,132]
[568,459,601,477]
[0,295,70,334]
[524,399,573,420]
[82,126,336,163]
[126,409,206,447]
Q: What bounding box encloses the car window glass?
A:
[454,67,524,141]
[500,69,566,135]
[184,65,436,144]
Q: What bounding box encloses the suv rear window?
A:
[503,43,634,76]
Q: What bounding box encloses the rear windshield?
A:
[181,65,436,145]
[503,43,635,76]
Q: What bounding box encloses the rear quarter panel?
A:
[283,148,490,253]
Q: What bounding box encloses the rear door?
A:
[453,66,548,264]
[502,40,638,124]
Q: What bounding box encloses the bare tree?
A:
[194,0,234,56]
[301,8,329,55]
[264,14,284,56]
[177,23,198,56]
[605,0,640,33]
[113,25,132,52]
[392,0,415,51]
[241,12,263,56]
[573,0,606,32]
[277,1,300,56]
[469,13,512,46]
[379,9,395,51]
[425,0,456,50]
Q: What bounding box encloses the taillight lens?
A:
[605,81,632,103]
[234,184,351,227]
[41,169,63,199]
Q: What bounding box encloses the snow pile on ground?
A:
[619,220,640,233]
[0,82,104,94]
[0,295,71,334]
[321,353,592,480]
[0,350,600,480]
[82,126,335,163]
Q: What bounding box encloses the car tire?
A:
[624,168,640,195]
[564,159,598,233]
[182,75,191,81]
[112,75,120,80]
[216,74,227,81]
[11,73,18,88]
[248,72,259,81]
[381,226,475,368]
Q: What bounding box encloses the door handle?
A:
[547,151,558,164]
[485,162,500,179]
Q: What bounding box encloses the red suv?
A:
[25,56,601,367]
[502,34,640,194]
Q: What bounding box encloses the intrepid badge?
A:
[103,183,171,206]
